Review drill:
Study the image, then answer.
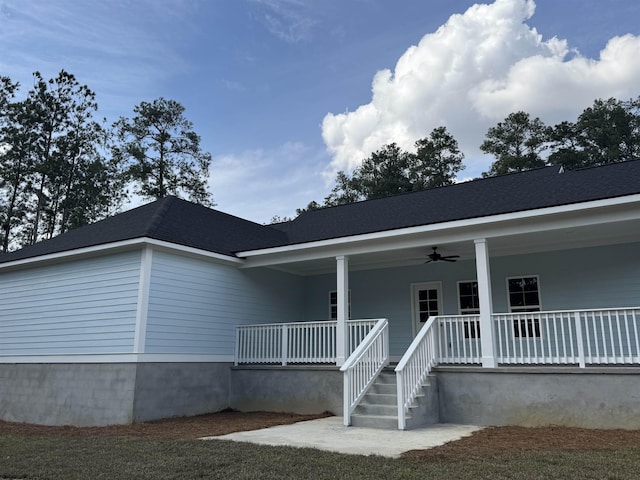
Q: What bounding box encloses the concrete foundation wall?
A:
[0,363,137,426]
[0,362,232,426]
[133,363,231,422]
[229,366,343,415]
[436,367,640,429]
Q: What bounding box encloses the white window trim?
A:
[506,275,542,312]
[506,275,542,338]
[329,290,351,320]
[457,279,480,315]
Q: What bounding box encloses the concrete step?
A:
[351,413,402,429]
[354,402,397,416]
[369,382,396,395]
[348,370,440,430]
[363,392,397,405]
[377,372,396,384]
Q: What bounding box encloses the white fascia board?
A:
[144,238,244,265]
[0,237,244,271]
[238,195,640,266]
[0,353,235,364]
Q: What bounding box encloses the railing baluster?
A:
[585,312,594,364]
[632,310,640,363]
[615,310,624,363]
[604,311,612,364]
[574,312,585,368]
[623,310,632,364]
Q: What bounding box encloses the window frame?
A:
[506,275,542,338]
[457,280,480,315]
[329,290,351,320]
[457,280,480,339]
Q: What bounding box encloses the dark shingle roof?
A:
[2,160,639,264]
[267,161,640,245]
[0,196,287,264]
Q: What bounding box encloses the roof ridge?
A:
[570,158,640,173]
[294,164,562,221]
[144,196,177,237]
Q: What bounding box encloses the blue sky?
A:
[1,0,640,223]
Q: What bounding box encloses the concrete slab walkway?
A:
[203,416,483,458]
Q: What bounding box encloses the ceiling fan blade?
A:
[442,255,460,260]
[442,258,457,262]
[424,259,434,264]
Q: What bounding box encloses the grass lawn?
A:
[2,433,640,480]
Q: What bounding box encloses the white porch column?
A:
[336,255,349,367]
[474,239,497,368]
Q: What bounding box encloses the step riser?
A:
[351,415,399,429]
[355,404,397,416]
[369,384,396,395]
[364,394,397,405]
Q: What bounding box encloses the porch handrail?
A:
[494,307,640,367]
[435,307,640,368]
[340,318,389,426]
[395,315,439,430]
[235,319,378,365]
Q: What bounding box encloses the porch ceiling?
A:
[252,216,640,276]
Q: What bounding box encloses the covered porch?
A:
[232,196,640,429]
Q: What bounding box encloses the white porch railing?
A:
[235,319,378,365]
[340,318,389,426]
[395,316,439,430]
[396,307,640,428]
[495,308,640,367]
[437,308,640,367]
[437,315,482,365]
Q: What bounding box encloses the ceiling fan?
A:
[425,246,460,263]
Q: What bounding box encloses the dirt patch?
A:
[402,425,640,462]
[0,410,332,440]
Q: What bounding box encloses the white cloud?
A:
[210,142,329,223]
[321,0,640,178]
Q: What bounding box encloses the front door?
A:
[411,282,442,336]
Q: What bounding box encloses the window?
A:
[329,290,351,320]
[458,281,480,315]
[458,281,480,338]
[416,288,439,323]
[507,276,541,337]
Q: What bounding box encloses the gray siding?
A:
[0,251,141,355]
[145,251,304,354]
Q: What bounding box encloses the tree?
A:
[0,71,123,252]
[412,126,465,188]
[0,76,22,253]
[299,127,465,213]
[481,111,551,176]
[547,120,586,170]
[549,97,640,169]
[322,143,414,206]
[114,98,213,206]
[323,171,364,207]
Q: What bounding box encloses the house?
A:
[1,160,640,428]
